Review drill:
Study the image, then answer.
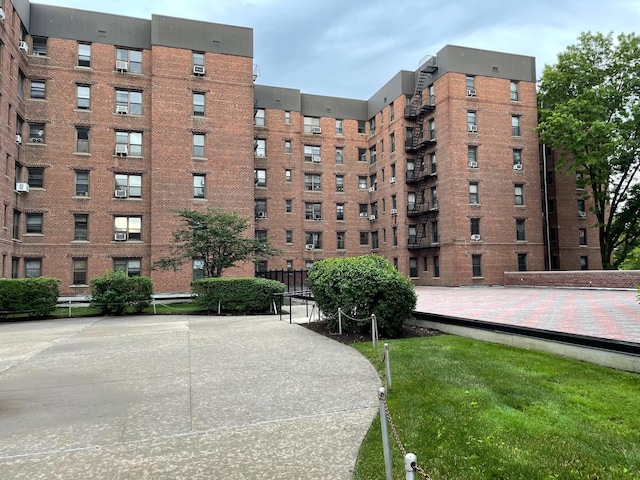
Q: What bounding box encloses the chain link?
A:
[381,392,432,480]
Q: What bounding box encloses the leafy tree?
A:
[154,208,280,278]
[537,32,640,269]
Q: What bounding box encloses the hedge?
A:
[191,277,286,314]
[0,277,60,318]
[90,270,153,315]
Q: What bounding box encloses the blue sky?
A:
[32,0,640,99]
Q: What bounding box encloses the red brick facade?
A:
[505,271,639,289]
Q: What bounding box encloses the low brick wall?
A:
[504,270,640,289]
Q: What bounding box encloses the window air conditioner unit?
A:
[312,155,322,163]
[468,124,478,133]
[311,126,322,134]
[0,8,6,22]
[114,232,127,241]
[469,161,478,168]
[368,186,375,193]
[257,211,267,219]
[578,211,586,218]
[116,105,129,114]
[30,137,43,143]
[389,177,396,184]
[305,244,314,250]
[193,65,206,75]
[116,60,129,71]
[369,215,376,221]
[390,208,398,215]
[115,144,128,155]
[19,41,28,53]
[15,182,29,192]
[359,212,368,217]
[15,134,22,144]
[466,88,476,97]
[336,186,344,192]
[471,234,481,242]
[313,214,322,220]
[114,189,127,198]
[513,164,523,171]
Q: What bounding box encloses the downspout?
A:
[542,144,552,269]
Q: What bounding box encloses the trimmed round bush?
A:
[90,270,153,315]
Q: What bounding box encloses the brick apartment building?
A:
[0,0,602,295]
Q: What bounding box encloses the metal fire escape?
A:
[405,56,438,250]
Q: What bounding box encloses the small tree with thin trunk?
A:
[154,208,280,278]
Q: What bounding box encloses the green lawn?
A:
[352,335,640,480]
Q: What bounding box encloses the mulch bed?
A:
[302,320,441,345]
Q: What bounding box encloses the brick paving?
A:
[415,286,640,344]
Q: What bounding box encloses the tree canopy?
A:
[154,208,280,278]
[537,31,640,269]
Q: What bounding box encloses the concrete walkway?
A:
[0,314,380,479]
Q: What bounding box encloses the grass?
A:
[352,335,640,480]
[0,302,205,320]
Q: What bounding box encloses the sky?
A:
[32,0,640,99]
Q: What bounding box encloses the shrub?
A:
[307,254,416,337]
[90,270,153,315]
[0,277,60,318]
[191,277,285,314]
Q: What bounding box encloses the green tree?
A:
[537,32,640,269]
[154,208,280,278]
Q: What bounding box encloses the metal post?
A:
[338,308,342,335]
[289,295,292,324]
[405,453,417,480]
[372,314,378,348]
[385,343,392,391]
[378,387,393,480]
[68,300,72,318]
[218,301,221,315]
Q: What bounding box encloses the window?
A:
[285,199,292,213]
[434,256,440,277]
[369,173,377,191]
[76,127,90,153]
[32,37,47,56]
[517,253,527,272]
[580,256,589,270]
[114,258,141,277]
[336,119,343,135]
[514,184,524,205]
[78,43,91,67]
[30,80,45,99]
[305,202,322,220]
[284,140,291,154]
[254,108,265,126]
[510,81,519,101]
[114,174,141,198]
[431,187,438,208]
[579,228,587,246]
[406,160,415,181]
[28,123,45,143]
[77,85,90,110]
[284,111,291,123]
[513,149,522,167]
[466,75,475,91]
[116,89,142,115]
[357,120,366,134]
[390,102,395,121]
[75,171,89,196]
[305,232,322,249]
[516,219,526,241]
[286,260,293,271]
[116,48,142,73]
[336,231,345,250]
[18,71,25,101]
[431,221,439,244]
[576,171,585,189]
[369,145,377,164]
[285,230,293,244]
[72,258,88,285]
[470,218,480,236]
[428,84,435,105]
[408,225,417,246]
[577,199,586,217]
[391,163,397,179]
[358,176,367,190]
[304,174,321,191]
[390,132,395,152]
[409,257,418,277]
[12,210,20,239]
[28,167,43,188]
[304,145,320,162]
[25,259,42,278]
[303,116,320,134]
[74,214,88,241]
[116,131,142,156]
[285,170,292,182]
[255,200,267,218]
[429,119,436,140]
[359,232,369,246]
[193,174,205,198]
[254,138,266,157]
[407,192,416,212]
[335,147,343,164]
[336,203,344,221]
[468,146,478,167]
[114,216,142,241]
[469,183,479,204]
[512,115,521,136]
[392,226,398,246]
[472,254,482,277]
[371,231,379,250]
[336,175,344,192]
[254,169,266,187]
[255,230,267,244]
[369,117,376,135]
[359,204,368,217]
[193,259,204,280]
[358,148,367,162]
[26,213,43,234]
[193,52,204,71]
[467,111,477,132]
[193,133,205,157]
